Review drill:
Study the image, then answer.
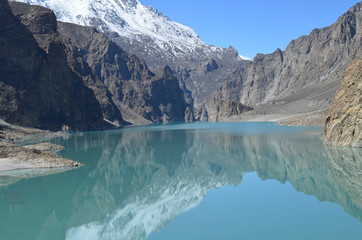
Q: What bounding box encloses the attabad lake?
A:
[1,0,361,239]
[0,122,361,239]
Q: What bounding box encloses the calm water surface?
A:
[0,122,361,240]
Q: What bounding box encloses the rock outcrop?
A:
[198,99,253,122]
[203,2,362,121]
[0,0,105,131]
[174,49,251,107]
[323,59,362,147]
[0,140,82,180]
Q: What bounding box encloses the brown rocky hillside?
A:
[323,59,362,147]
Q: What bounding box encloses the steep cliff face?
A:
[0,0,105,131]
[0,0,41,122]
[143,66,188,122]
[57,21,187,124]
[7,2,188,126]
[197,98,253,122]
[205,2,361,120]
[212,100,253,122]
[323,59,362,147]
[57,21,152,125]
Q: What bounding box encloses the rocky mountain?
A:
[13,0,252,111]
[202,2,362,122]
[4,1,188,128]
[0,0,105,131]
[323,59,362,147]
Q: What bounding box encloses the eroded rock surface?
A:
[323,59,362,147]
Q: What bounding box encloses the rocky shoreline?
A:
[0,121,82,177]
[278,109,328,127]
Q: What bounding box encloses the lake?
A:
[0,122,361,240]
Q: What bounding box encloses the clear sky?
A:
[139,0,360,59]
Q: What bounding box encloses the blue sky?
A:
[139,0,360,59]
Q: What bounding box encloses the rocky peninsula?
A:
[0,120,82,177]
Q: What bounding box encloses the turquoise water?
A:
[0,122,361,240]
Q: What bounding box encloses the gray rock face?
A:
[56,21,152,125]
[193,105,209,122]
[0,0,105,131]
[205,2,362,120]
[56,22,187,124]
[196,99,253,122]
[174,48,251,107]
[323,59,362,147]
[213,100,253,122]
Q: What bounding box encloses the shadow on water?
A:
[0,122,361,239]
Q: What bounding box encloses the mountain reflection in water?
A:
[0,123,361,240]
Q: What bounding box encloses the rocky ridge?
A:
[202,2,362,122]
[323,59,362,147]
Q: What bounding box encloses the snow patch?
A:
[239,55,252,61]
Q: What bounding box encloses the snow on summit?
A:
[15,1,202,51]
[13,0,250,62]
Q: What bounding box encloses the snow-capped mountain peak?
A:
[14,0,250,65]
